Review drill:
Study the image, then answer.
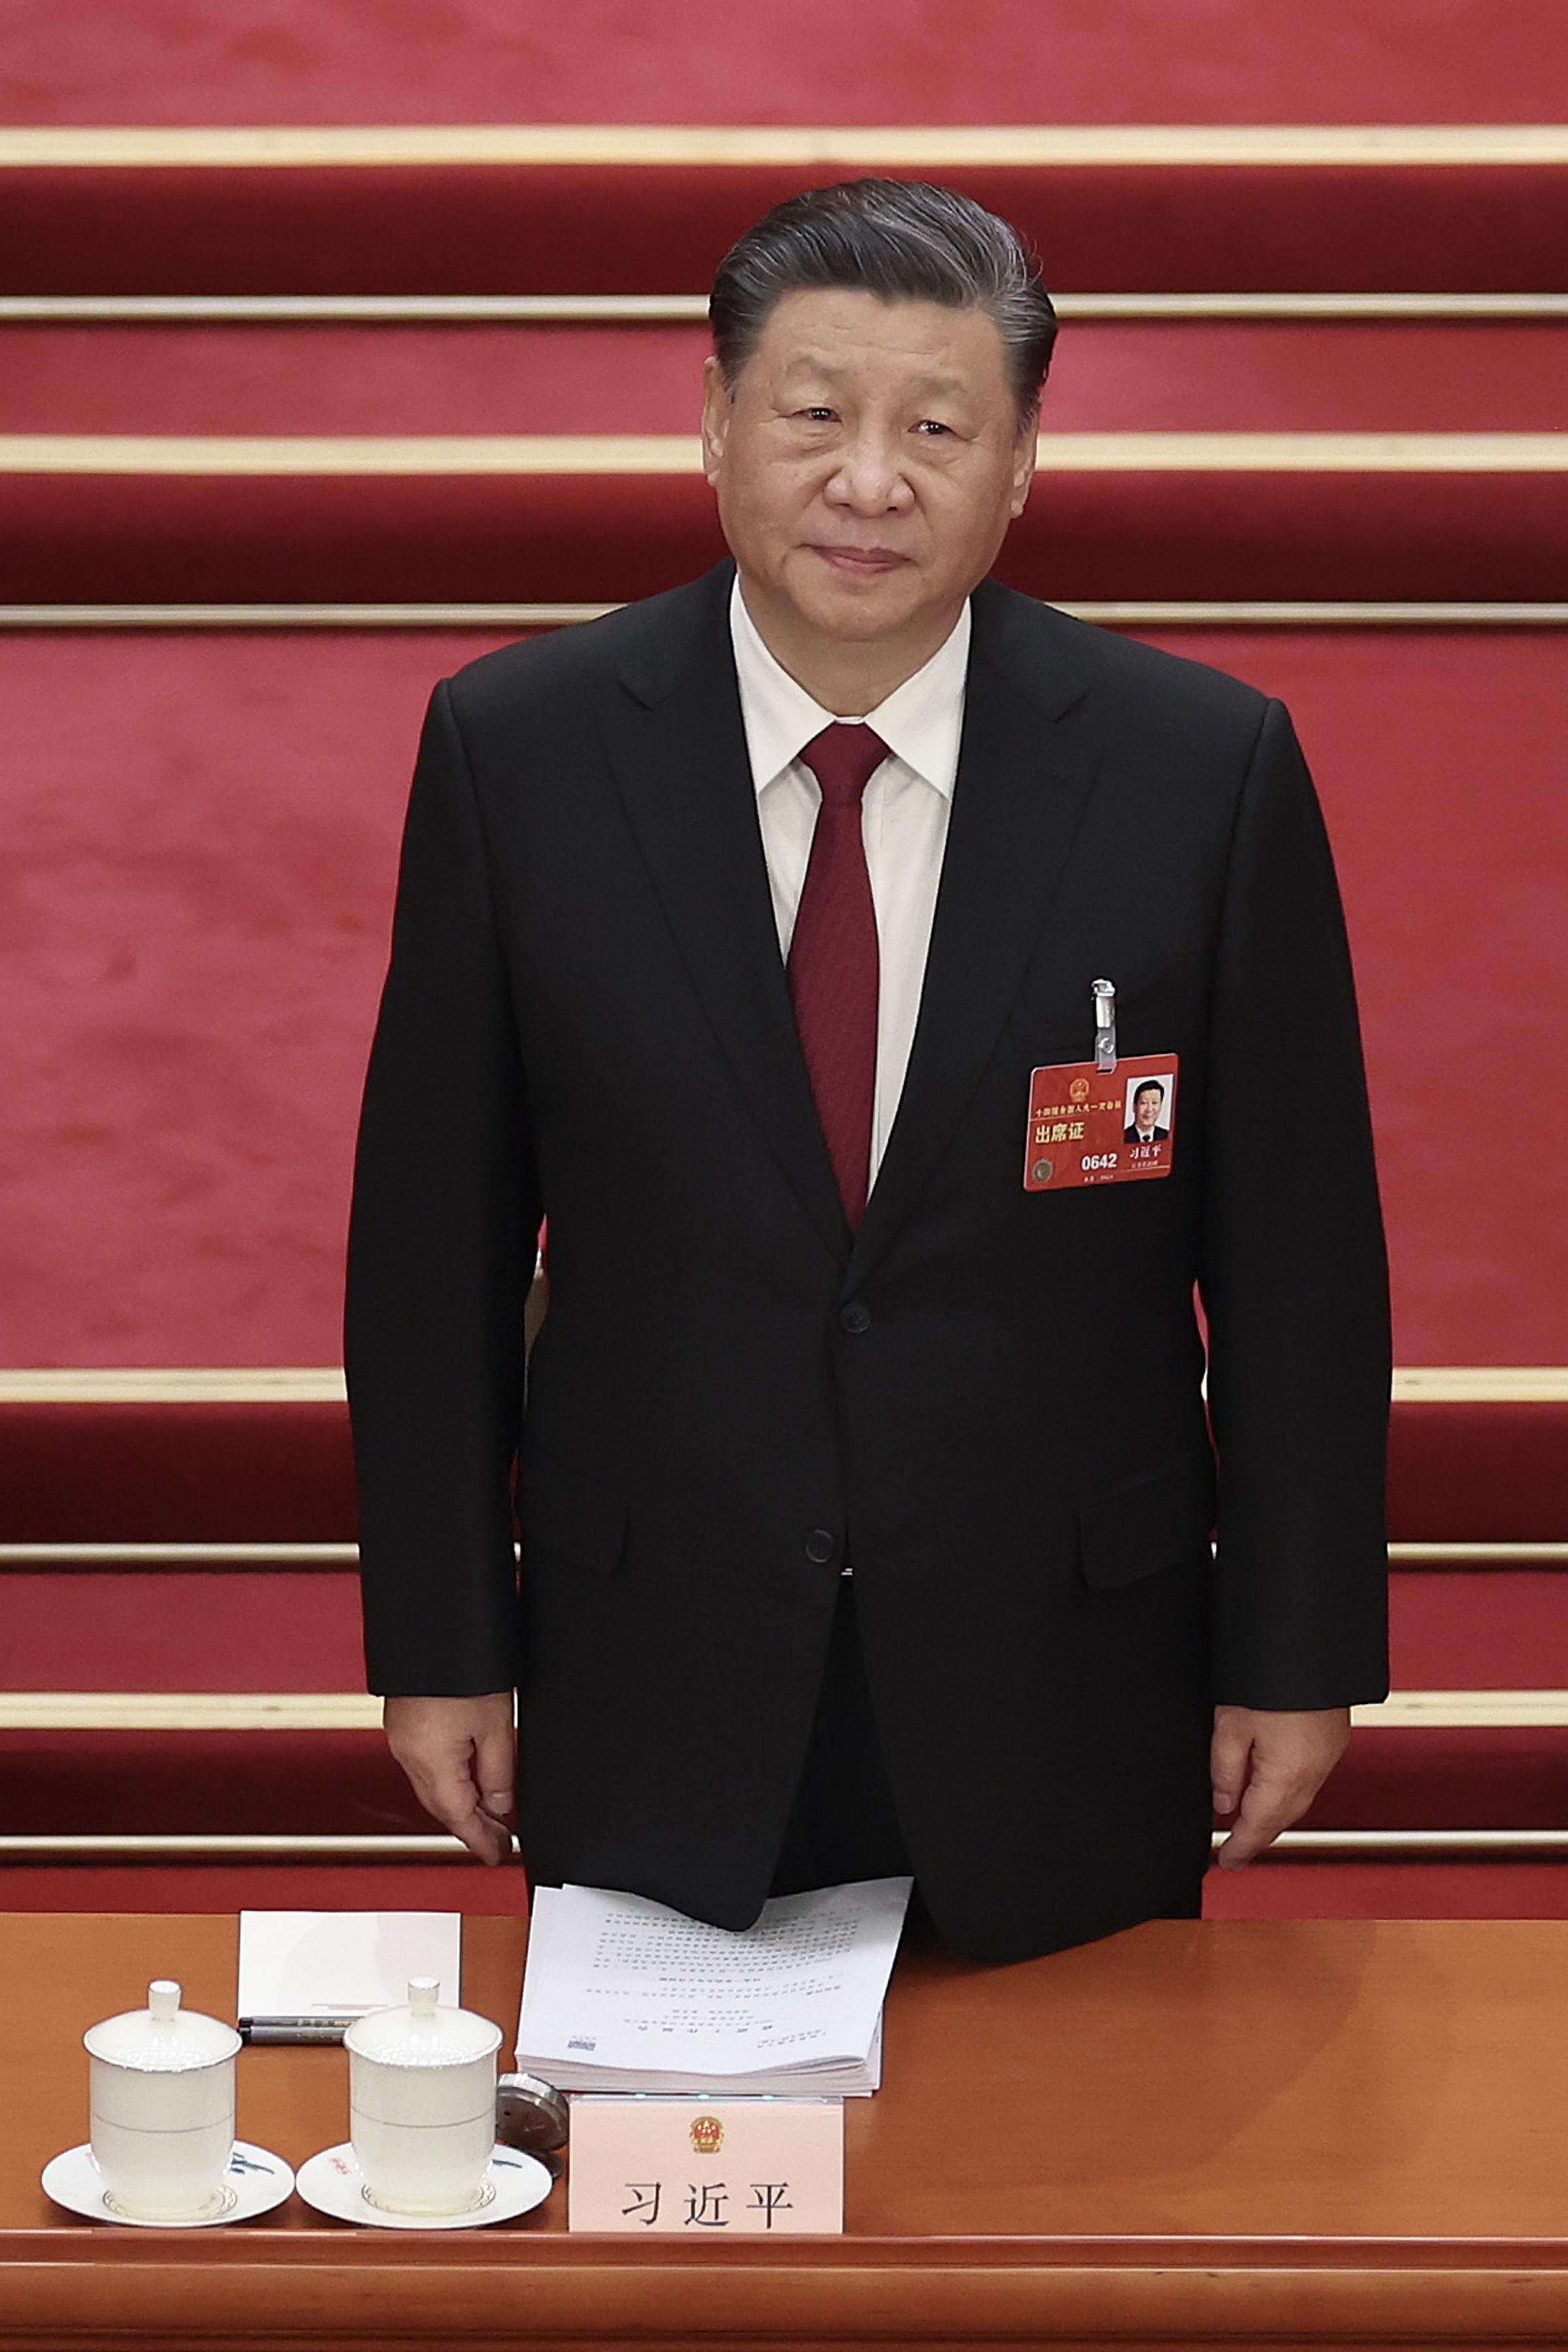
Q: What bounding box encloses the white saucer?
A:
[42,2140,295,2227]
[295,2142,552,2230]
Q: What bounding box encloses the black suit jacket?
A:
[346,562,1390,1963]
[1124,1124,1171,1144]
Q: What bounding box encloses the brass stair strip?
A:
[5,293,1567,322]
[0,1831,463,1856]
[2,1541,1565,1568]
[3,1690,1567,1732]
[0,1543,363,1565]
[4,125,1565,168]
[4,602,1565,630]
[1,431,1561,473]
[1,1828,1565,1860]
[4,1367,1565,1403]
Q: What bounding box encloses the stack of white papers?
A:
[516,1878,911,2096]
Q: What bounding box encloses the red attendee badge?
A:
[1022,1054,1180,1190]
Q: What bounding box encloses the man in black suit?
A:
[1124,1079,1172,1145]
[346,179,1389,1964]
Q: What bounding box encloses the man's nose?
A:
[825,432,914,512]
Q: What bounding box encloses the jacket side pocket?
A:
[518,1445,629,1577]
[1079,1454,1216,1592]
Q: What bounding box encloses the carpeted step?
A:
[6,149,1565,299]
[4,321,1563,437]
[1305,1730,1568,1830]
[1392,1572,1568,1688]
[8,1568,1566,1691]
[0,1858,525,1914]
[5,1725,1568,1838]
[3,0,1556,131]
[6,1396,1568,1546]
[5,452,1565,603]
[1383,1412,1568,1545]
[0,1729,421,1834]
[7,1719,1568,1950]
[0,1414,359,1544]
[3,1723,1565,1835]
[3,1854,1565,1920]
[0,1571,367,1686]
[1,1390,1565,1544]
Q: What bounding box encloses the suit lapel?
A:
[600,568,1101,1275]
[849,583,1101,1282]
[602,566,849,1258]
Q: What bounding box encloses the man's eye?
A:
[798,406,837,423]
[914,419,952,436]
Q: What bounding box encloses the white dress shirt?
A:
[729,579,970,1186]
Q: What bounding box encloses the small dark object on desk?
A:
[497,2071,570,2157]
[240,2017,358,2044]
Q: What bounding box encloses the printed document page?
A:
[517,1878,911,2087]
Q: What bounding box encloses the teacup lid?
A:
[83,1980,242,2072]
[343,1977,503,2068]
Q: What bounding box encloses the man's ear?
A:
[1010,402,1039,517]
[700,355,732,486]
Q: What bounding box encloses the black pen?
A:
[238,2016,363,2044]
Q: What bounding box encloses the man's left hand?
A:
[1210,1705,1351,1870]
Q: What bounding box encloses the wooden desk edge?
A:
[8,2230,1568,2347]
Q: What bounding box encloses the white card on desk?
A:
[237,1910,461,2036]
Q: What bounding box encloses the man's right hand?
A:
[383,1692,517,1866]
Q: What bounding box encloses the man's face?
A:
[701,287,1036,652]
[1134,1086,1162,1132]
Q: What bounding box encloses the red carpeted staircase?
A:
[3,0,1565,1919]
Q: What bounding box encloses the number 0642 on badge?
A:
[1022,1054,1180,1190]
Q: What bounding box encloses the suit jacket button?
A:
[840,1300,872,1334]
[805,1529,836,1565]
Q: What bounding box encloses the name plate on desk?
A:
[567,2096,843,2233]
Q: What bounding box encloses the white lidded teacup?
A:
[344,1977,503,2215]
[84,1979,242,2221]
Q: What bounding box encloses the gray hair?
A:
[709,178,1058,425]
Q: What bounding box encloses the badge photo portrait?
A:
[1122,1070,1177,1148]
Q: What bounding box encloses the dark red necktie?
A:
[787,723,889,1230]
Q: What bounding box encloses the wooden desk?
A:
[5,1912,1568,2348]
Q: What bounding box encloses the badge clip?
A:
[1091,977,1117,1073]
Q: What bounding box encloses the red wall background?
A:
[2,2,1563,1369]
[3,622,1560,1367]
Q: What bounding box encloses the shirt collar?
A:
[729,576,970,802]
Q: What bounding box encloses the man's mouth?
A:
[811,546,907,576]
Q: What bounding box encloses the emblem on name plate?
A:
[690,2114,725,2155]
